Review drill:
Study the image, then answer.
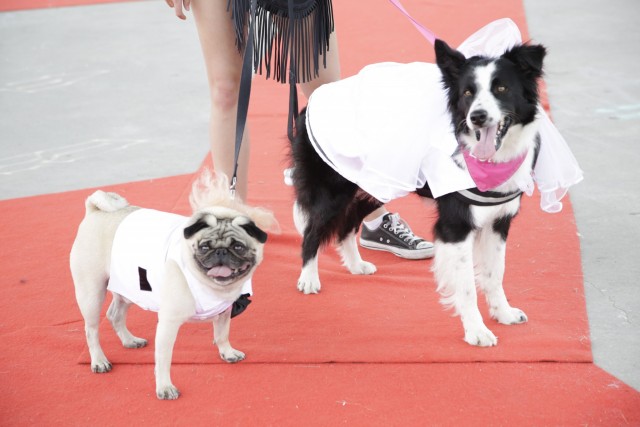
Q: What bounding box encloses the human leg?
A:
[284,30,340,186]
[299,31,341,98]
[191,0,250,200]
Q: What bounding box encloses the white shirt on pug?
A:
[107,209,252,321]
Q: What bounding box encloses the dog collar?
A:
[454,187,522,206]
[462,149,528,191]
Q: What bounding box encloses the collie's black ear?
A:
[240,221,268,244]
[184,214,212,239]
[435,39,467,84]
[502,43,546,80]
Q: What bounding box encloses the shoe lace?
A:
[387,214,422,245]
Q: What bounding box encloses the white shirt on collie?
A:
[305,18,583,213]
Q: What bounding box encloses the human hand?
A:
[165,0,191,20]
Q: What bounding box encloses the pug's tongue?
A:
[471,125,498,161]
[207,265,233,278]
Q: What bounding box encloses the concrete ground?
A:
[524,0,640,390]
[1,0,638,390]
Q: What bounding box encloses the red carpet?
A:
[0,0,142,12]
[1,0,639,425]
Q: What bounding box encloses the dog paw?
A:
[297,279,321,294]
[220,349,245,363]
[347,260,377,275]
[156,385,180,400]
[91,359,113,373]
[493,307,528,325]
[123,337,148,349]
[464,325,498,347]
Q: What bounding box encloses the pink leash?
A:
[387,0,530,192]
[387,0,437,45]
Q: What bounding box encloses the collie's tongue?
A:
[471,125,498,161]
[207,266,233,278]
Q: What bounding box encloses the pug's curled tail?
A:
[84,190,129,216]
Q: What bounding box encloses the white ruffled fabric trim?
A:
[306,18,583,212]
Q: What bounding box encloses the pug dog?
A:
[70,172,278,400]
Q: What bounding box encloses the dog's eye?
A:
[198,243,210,253]
[463,89,473,97]
[232,243,246,253]
[496,85,508,93]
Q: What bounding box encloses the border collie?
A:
[288,39,546,347]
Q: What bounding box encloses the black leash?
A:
[231,0,300,197]
[230,0,258,199]
[286,0,299,142]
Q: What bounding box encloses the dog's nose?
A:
[470,109,488,126]
[214,248,228,256]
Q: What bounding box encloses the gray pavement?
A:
[1,0,638,390]
[0,2,210,198]
[524,0,640,390]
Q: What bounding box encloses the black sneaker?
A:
[359,213,434,260]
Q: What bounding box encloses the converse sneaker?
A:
[359,213,434,260]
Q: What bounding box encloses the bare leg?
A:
[299,32,341,98]
[364,207,388,222]
[191,0,250,200]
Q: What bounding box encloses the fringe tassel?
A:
[227,0,335,84]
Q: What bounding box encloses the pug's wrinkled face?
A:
[183,208,268,287]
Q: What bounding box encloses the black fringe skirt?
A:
[227,0,335,84]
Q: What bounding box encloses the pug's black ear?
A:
[240,221,268,244]
[184,215,210,239]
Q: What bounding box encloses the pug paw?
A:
[123,337,148,349]
[220,349,245,363]
[91,359,112,373]
[156,385,180,400]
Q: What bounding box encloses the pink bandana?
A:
[462,150,528,192]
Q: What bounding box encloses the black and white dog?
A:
[289,39,546,347]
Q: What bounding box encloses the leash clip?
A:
[229,175,237,200]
